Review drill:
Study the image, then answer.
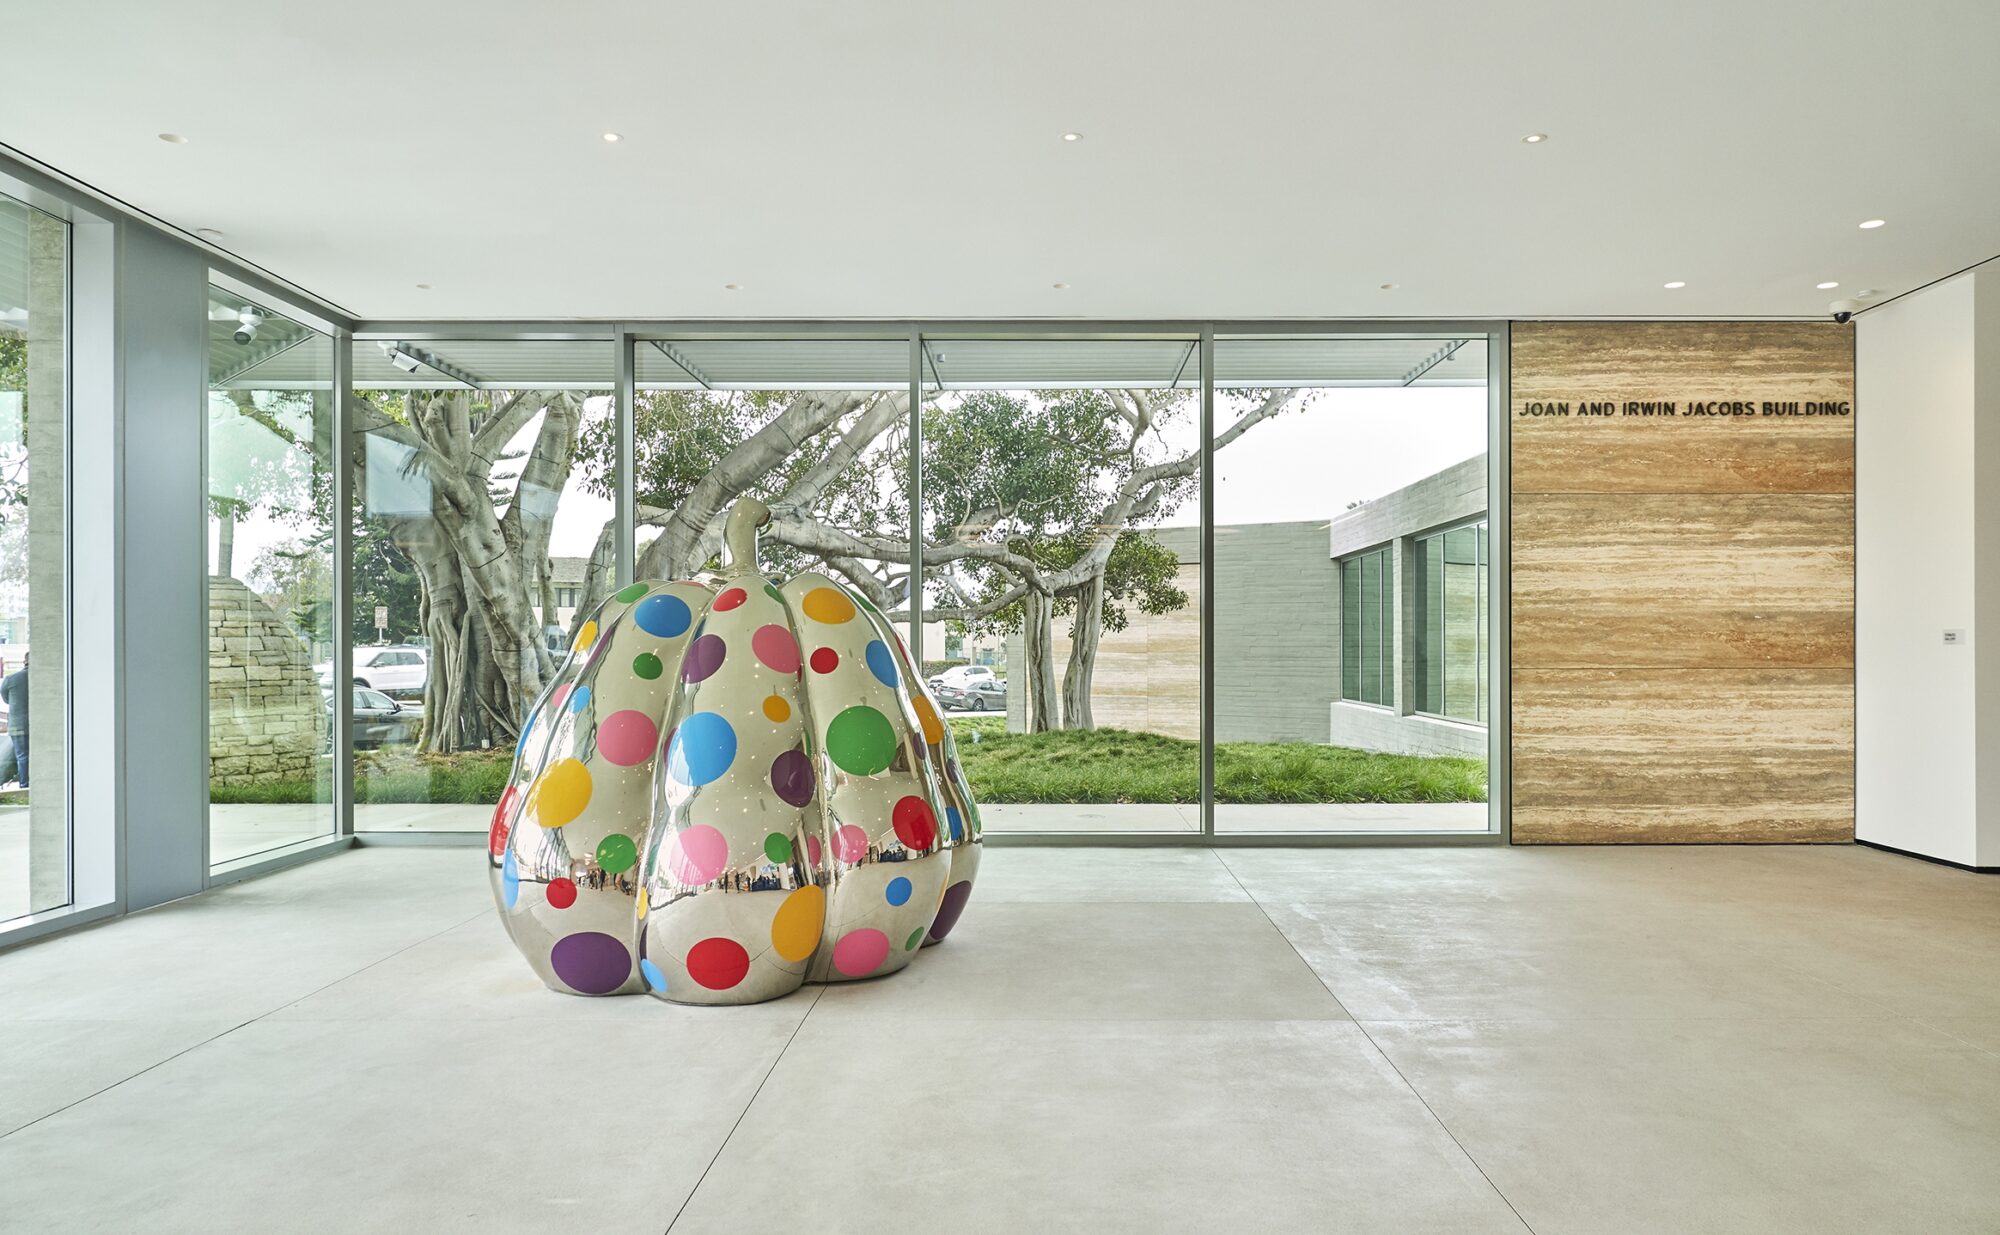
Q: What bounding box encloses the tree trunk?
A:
[1021,589,1058,733]
[1061,573,1105,730]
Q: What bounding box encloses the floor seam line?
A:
[1214,850,1541,1235]
[0,905,490,1144]
[664,983,826,1235]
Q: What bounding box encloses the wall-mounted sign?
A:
[1519,399,1852,417]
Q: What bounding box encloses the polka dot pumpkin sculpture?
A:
[489,497,980,1005]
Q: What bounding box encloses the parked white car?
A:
[926,664,998,694]
[348,645,428,696]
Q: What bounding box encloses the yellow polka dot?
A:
[800,586,856,624]
[763,695,792,723]
[911,695,945,745]
[528,757,592,829]
[636,887,649,919]
[573,619,599,652]
[770,884,825,963]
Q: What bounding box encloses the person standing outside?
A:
[1,654,28,789]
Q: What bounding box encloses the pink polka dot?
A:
[804,833,824,869]
[752,624,801,674]
[833,824,868,864]
[666,824,730,886]
[832,928,891,977]
[596,709,659,767]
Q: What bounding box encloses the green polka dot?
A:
[763,582,784,603]
[825,705,898,776]
[905,928,925,951]
[615,583,650,603]
[595,833,637,874]
[632,651,663,680]
[764,832,792,865]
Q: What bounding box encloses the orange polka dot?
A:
[763,695,792,723]
[911,695,945,745]
[770,884,825,963]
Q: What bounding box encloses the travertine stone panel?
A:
[1511,322,1854,843]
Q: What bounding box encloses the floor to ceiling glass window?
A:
[205,287,335,865]
[0,192,67,919]
[1211,335,1490,834]
[918,337,1202,835]
[349,338,613,835]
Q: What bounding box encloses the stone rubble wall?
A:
[208,575,324,787]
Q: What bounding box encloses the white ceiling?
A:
[6,1,1999,322]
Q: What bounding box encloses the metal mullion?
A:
[1487,321,1513,843]
[615,329,636,587]
[331,329,355,837]
[1199,327,1215,841]
[908,331,923,662]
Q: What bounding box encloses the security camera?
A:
[1830,299,1861,324]
[232,308,264,345]
[380,343,423,373]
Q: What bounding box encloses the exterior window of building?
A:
[0,191,68,920]
[1414,521,1488,723]
[1339,545,1393,707]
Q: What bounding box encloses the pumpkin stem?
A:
[722,498,771,573]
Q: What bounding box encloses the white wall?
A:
[1855,267,1997,866]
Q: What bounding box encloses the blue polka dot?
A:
[885,876,912,906]
[945,806,964,842]
[516,712,536,756]
[634,593,692,638]
[639,958,668,992]
[667,711,737,787]
[501,849,520,908]
[864,639,899,689]
[568,685,591,714]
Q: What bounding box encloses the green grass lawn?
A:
[945,718,1485,805]
[207,721,1485,807]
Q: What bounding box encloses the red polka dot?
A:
[686,937,751,990]
[488,786,517,857]
[810,647,840,674]
[547,877,578,909]
[892,796,938,852]
[714,587,747,612]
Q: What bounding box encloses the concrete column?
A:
[25,208,67,911]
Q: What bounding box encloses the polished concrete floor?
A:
[2,843,1998,1233]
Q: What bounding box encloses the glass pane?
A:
[920,337,1201,836]
[0,193,68,919]
[351,340,615,836]
[206,286,334,865]
[1213,335,1489,834]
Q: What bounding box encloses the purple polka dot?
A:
[928,880,974,943]
[682,633,727,683]
[771,749,815,808]
[549,931,632,995]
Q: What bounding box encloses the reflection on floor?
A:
[3,843,1998,1232]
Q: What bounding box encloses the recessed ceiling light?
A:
[1664,281,1686,289]
[1052,282,1070,290]
[601,132,622,143]
[1816,281,1839,290]
[194,227,225,240]
[1857,288,1879,298]
[1859,218,1886,229]
[414,283,432,290]
[1062,132,1082,142]
[158,132,187,144]
[723,282,741,291]
[1379,282,1398,290]
[1521,133,1547,144]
